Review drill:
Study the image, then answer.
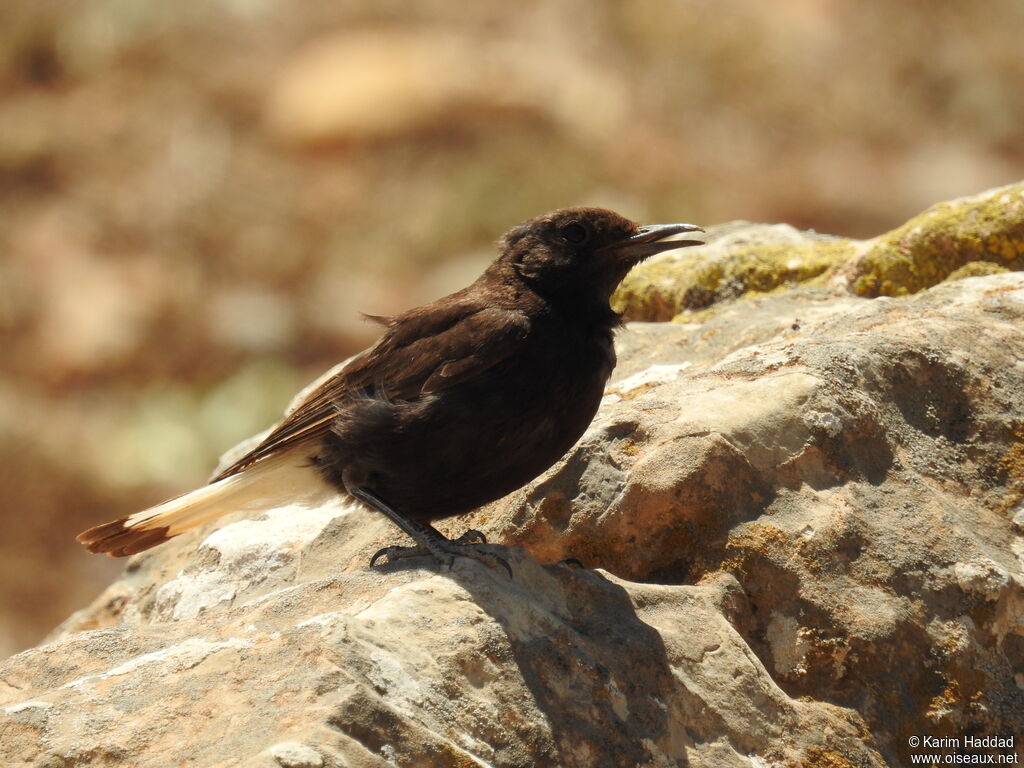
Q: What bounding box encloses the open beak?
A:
[603,223,705,262]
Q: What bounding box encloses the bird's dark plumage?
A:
[78,207,703,565]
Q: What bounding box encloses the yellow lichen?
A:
[614,437,642,457]
[613,239,854,321]
[720,523,791,576]
[925,677,963,718]
[945,261,1010,281]
[670,305,722,324]
[615,184,1024,318]
[851,182,1024,297]
[997,423,1024,506]
[801,746,860,768]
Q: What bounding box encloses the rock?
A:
[613,181,1024,320]
[1,554,877,768]
[851,182,1024,297]
[269,742,325,768]
[613,220,858,321]
[3,187,1024,767]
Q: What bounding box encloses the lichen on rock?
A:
[613,181,1024,321]
[851,182,1024,297]
[613,222,857,321]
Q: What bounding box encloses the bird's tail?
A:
[77,450,324,557]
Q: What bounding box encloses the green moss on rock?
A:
[851,182,1024,297]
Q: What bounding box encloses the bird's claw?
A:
[483,551,513,579]
[369,545,425,568]
[450,529,487,546]
[368,531,510,578]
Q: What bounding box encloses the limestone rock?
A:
[3,188,1024,767]
[2,551,882,768]
[494,272,1024,764]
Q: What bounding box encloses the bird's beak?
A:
[602,223,705,262]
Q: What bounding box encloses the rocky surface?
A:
[3,189,1024,767]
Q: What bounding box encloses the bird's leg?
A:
[345,483,511,577]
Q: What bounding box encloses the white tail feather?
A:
[124,450,329,537]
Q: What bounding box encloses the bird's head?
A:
[498,207,704,307]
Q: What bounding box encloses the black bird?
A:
[78,208,703,569]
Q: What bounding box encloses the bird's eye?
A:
[560,223,590,245]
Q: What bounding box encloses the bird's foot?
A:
[345,484,511,577]
[369,529,511,578]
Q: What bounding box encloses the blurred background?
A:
[2,0,1023,657]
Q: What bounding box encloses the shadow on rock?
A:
[376,545,688,767]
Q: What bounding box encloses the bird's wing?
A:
[211,303,531,482]
[360,304,532,398]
